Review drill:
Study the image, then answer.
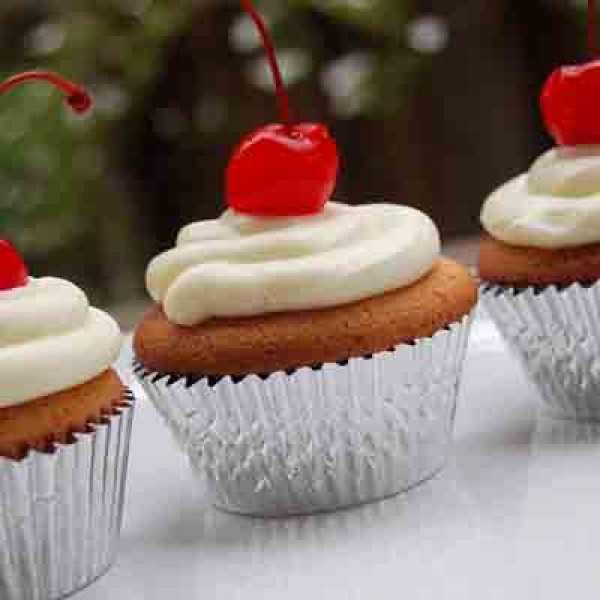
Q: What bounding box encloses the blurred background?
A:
[0,0,590,322]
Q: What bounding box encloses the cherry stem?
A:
[589,0,597,58]
[239,0,293,129]
[0,71,92,114]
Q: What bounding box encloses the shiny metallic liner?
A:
[135,315,473,516]
[482,281,600,420]
[0,392,135,600]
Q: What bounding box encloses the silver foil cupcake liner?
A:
[481,281,600,420]
[134,314,473,516]
[0,391,135,600]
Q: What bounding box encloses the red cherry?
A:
[229,0,339,216]
[540,1,600,145]
[227,123,339,216]
[0,240,29,291]
[540,61,600,146]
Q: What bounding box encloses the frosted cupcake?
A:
[479,55,600,420]
[0,73,134,600]
[135,204,476,516]
[133,0,477,516]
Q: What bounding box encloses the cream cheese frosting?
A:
[481,146,600,248]
[0,277,122,408]
[147,202,441,326]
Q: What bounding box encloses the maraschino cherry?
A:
[227,0,339,217]
[541,0,600,145]
[0,240,28,291]
[0,71,92,292]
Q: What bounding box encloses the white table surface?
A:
[78,315,600,600]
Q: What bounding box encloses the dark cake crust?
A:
[0,369,126,460]
[479,235,600,287]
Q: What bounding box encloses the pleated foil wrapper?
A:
[134,314,473,517]
[0,392,135,600]
[481,281,600,420]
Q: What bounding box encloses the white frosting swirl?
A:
[481,146,600,248]
[0,277,122,408]
[147,202,441,326]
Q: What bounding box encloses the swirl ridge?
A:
[482,146,600,248]
[147,202,441,326]
[0,277,121,407]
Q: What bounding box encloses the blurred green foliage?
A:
[0,0,422,264]
[0,1,196,257]
[0,87,82,252]
[0,0,592,264]
[258,0,423,116]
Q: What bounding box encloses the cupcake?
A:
[0,73,134,600]
[479,56,600,420]
[133,0,477,516]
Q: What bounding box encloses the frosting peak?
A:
[481,146,600,249]
[528,145,600,197]
[0,277,122,407]
[147,202,440,326]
